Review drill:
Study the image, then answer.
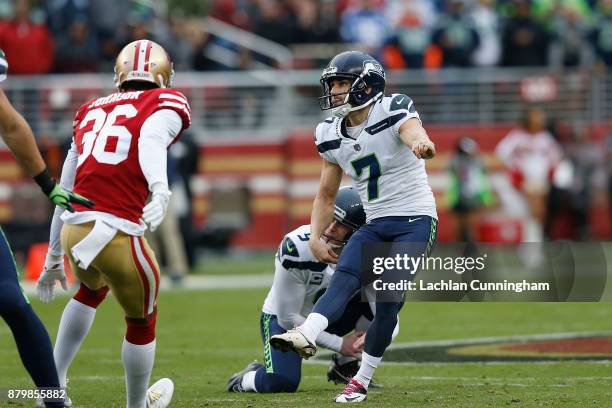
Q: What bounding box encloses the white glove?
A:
[142,190,170,232]
[36,253,68,303]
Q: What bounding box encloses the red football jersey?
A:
[71,87,191,223]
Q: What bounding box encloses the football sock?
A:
[0,283,62,404]
[241,370,257,392]
[54,299,96,387]
[122,339,156,408]
[354,351,381,389]
[298,313,328,345]
[364,301,401,357]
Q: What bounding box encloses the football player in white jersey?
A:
[270,51,438,403]
[227,187,398,393]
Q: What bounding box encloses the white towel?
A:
[71,220,117,269]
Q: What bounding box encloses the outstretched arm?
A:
[0,89,46,176]
[399,117,435,159]
[0,89,93,211]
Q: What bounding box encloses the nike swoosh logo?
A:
[343,395,363,402]
[286,240,294,253]
[408,217,422,223]
[396,97,405,104]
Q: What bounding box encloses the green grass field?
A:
[1,252,612,407]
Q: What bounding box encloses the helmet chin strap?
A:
[332,91,383,118]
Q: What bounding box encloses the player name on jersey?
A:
[89,91,145,108]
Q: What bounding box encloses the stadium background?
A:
[1,0,612,406]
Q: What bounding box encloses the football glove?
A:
[48,184,95,213]
[142,190,170,232]
[36,253,68,304]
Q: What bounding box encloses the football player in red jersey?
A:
[36,40,190,408]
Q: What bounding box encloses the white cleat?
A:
[269,328,317,359]
[146,378,174,408]
[334,378,368,403]
[35,394,72,407]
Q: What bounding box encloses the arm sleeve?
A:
[138,109,181,193]
[274,263,308,331]
[48,142,79,256]
[391,95,422,137]
[315,123,339,164]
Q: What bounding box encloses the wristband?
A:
[33,168,56,196]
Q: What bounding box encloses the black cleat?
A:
[327,354,383,388]
[226,361,263,392]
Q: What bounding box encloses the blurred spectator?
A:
[447,137,495,242]
[387,7,432,68]
[170,131,200,268]
[547,126,603,239]
[116,13,157,49]
[496,107,562,241]
[164,15,194,71]
[548,6,595,70]
[252,0,295,46]
[89,0,129,72]
[590,0,612,68]
[209,0,239,26]
[432,0,480,67]
[184,20,219,71]
[340,0,393,59]
[532,0,593,23]
[53,15,99,73]
[501,0,550,66]
[471,0,501,67]
[45,0,91,36]
[147,152,190,285]
[0,0,53,74]
[290,0,339,43]
[386,0,439,28]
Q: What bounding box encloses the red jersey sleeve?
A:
[151,88,191,132]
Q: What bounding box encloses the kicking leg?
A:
[0,229,63,408]
[271,226,381,357]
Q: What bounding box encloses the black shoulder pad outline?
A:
[390,94,416,113]
[281,236,300,258]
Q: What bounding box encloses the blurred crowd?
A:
[447,106,611,242]
[2,0,612,73]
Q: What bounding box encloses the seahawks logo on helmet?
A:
[0,49,8,82]
[362,60,385,79]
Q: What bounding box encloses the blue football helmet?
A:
[319,51,386,117]
[323,186,366,251]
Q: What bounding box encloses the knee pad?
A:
[73,283,109,309]
[125,309,157,345]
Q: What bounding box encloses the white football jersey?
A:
[315,94,437,221]
[262,225,334,319]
